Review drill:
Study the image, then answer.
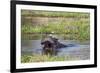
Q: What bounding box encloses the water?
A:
[21,40,90,60]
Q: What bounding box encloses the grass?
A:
[21,54,80,63]
[21,20,90,41]
[21,10,89,18]
[21,10,90,41]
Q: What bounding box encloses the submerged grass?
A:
[21,54,80,63]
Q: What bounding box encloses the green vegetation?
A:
[21,54,80,63]
[21,10,90,41]
[21,10,89,18]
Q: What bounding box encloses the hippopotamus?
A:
[41,35,67,55]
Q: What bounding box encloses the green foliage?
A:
[21,54,80,63]
[21,10,90,41]
[21,55,31,63]
[21,10,89,18]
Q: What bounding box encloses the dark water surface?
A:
[21,40,90,60]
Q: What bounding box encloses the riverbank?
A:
[21,10,90,41]
[21,54,80,63]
